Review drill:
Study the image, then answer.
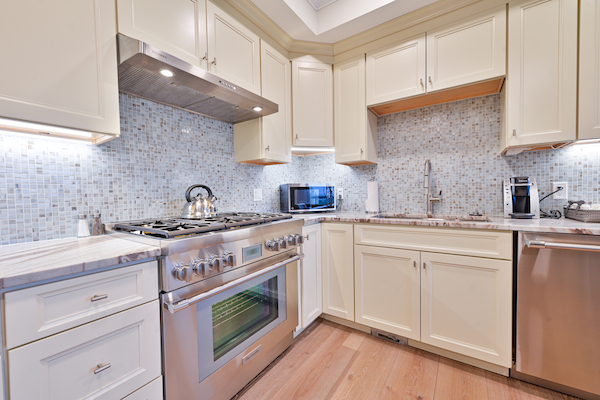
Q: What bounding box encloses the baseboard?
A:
[319,314,371,333]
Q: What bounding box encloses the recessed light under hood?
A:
[117,34,278,124]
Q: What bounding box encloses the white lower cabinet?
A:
[299,224,323,330]
[354,245,420,340]
[420,252,512,367]
[321,223,354,321]
[123,376,163,400]
[8,300,161,400]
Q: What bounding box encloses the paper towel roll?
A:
[365,181,379,213]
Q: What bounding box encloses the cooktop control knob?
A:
[191,259,208,276]
[173,265,194,282]
[223,252,236,267]
[209,256,224,272]
[295,234,304,244]
[266,240,279,251]
[286,235,297,246]
[277,238,287,249]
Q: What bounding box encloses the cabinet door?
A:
[301,224,323,329]
[9,301,161,400]
[366,34,426,106]
[355,245,420,340]
[206,1,261,94]
[579,0,600,140]
[420,252,512,367]
[505,0,577,147]
[117,0,208,70]
[292,61,334,147]
[334,55,378,165]
[0,0,120,136]
[426,6,506,93]
[321,223,354,321]
[261,41,292,163]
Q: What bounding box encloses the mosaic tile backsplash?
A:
[1,93,599,245]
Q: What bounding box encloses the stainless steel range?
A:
[111,212,304,400]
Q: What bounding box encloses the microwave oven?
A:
[280,184,336,213]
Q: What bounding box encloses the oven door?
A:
[162,251,300,400]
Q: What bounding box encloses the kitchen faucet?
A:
[424,160,441,214]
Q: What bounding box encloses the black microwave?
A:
[280,184,336,213]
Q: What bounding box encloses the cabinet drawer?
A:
[124,376,163,400]
[354,224,512,260]
[8,300,161,400]
[5,261,158,349]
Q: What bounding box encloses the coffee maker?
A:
[503,177,540,218]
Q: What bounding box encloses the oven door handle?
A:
[526,239,600,253]
[164,253,304,314]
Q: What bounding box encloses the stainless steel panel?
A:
[515,232,600,398]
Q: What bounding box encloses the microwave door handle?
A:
[526,239,600,253]
[164,253,303,314]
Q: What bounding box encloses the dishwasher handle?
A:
[164,253,303,314]
[526,239,600,253]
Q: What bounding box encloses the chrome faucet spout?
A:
[423,159,440,213]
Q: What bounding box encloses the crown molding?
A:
[289,40,334,56]
[223,0,294,51]
[333,0,482,55]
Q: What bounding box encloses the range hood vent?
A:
[117,35,278,124]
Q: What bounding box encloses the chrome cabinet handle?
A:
[413,261,417,268]
[211,57,217,66]
[423,262,427,270]
[265,145,270,152]
[94,363,111,374]
[165,254,304,313]
[513,129,517,137]
[428,76,432,85]
[526,240,600,253]
[91,294,108,302]
[420,78,424,88]
[202,52,208,60]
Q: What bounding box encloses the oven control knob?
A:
[295,234,304,244]
[277,238,287,249]
[191,259,208,276]
[223,252,236,267]
[209,256,224,272]
[173,265,194,282]
[286,235,298,246]
[266,240,279,251]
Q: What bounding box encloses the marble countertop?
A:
[0,235,161,290]
[293,212,600,235]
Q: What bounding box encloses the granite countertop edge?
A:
[0,235,162,290]
[293,212,600,235]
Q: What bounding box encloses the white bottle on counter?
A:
[76,215,90,238]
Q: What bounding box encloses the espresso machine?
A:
[503,177,540,218]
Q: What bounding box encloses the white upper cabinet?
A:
[579,0,600,141]
[234,41,291,164]
[292,61,334,147]
[504,0,578,148]
[207,1,261,95]
[334,55,378,165]
[0,0,120,138]
[117,0,208,69]
[366,34,426,106]
[426,6,506,93]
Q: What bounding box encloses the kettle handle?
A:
[185,185,214,202]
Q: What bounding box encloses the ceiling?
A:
[249,0,441,43]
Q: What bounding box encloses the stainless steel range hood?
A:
[117,34,278,124]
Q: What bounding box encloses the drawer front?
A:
[123,376,163,400]
[5,261,158,349]
[9,300,161,400]
[354,224,512,260]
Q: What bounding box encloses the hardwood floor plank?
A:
[377,345,440,400]
[486,371,582,400]
[237,319,336,400]
[270,325,367,400]
[328,335,398,400]
[434,358,488,400]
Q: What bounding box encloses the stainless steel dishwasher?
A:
[513,232,600,400]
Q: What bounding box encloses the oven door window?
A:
[289,186,335,211]
[196,266,287,383]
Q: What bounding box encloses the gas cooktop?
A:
[113,212,292,239]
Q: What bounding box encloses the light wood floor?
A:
[234,318,581,400]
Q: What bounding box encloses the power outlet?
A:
[552,182,568,200]
[253,188,262,202]
[337,188,344,199]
